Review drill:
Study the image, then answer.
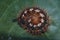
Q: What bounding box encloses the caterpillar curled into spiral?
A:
[17,7,49,35]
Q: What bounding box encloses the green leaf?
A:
[0,0,60,40]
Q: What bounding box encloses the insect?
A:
[16,7,49,35]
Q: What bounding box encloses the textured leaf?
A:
[0,0,60,40]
